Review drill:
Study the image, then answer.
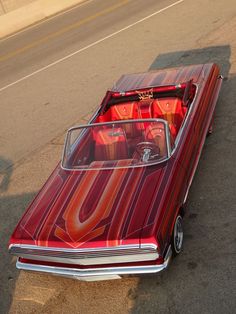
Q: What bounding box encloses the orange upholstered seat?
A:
[110,101,139,120]
[145,123,167,157]
[152,98,187,138]
[93,127,128,161]
[110,102,142,137]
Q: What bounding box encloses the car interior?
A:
[63,81,196,169]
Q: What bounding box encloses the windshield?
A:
[62,119,170,170]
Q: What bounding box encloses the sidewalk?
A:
[0,0,85,39]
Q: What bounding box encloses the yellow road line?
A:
[0,0,129,63]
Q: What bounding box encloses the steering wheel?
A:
[136,142,160,161]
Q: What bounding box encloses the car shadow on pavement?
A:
[131,45,236,314]
[0,156,13,193]
[149,45,231,77]
[0,159,37,313]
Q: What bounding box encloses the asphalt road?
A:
[0,0,236,313]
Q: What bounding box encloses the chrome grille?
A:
[9,244,159,265]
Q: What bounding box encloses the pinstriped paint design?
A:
[55,160,132,247]
[112,65,204,92]
[106,166,145,246]
[20,170,84,242]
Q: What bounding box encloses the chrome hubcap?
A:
[174,216,183,253]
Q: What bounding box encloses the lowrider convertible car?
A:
[9,63,222,281]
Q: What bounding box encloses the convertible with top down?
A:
[9,63,222,281]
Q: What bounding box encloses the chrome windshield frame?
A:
[61,118,171,171]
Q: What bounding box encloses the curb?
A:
[0,0,86,39]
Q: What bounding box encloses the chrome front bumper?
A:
[16,246,172,282]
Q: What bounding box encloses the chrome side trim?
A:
[9,243,159,266]
[16,246,172,282]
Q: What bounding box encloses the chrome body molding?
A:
[16,246,172,282]
[9,243,158,266]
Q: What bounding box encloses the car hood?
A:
[10,163,166,249]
